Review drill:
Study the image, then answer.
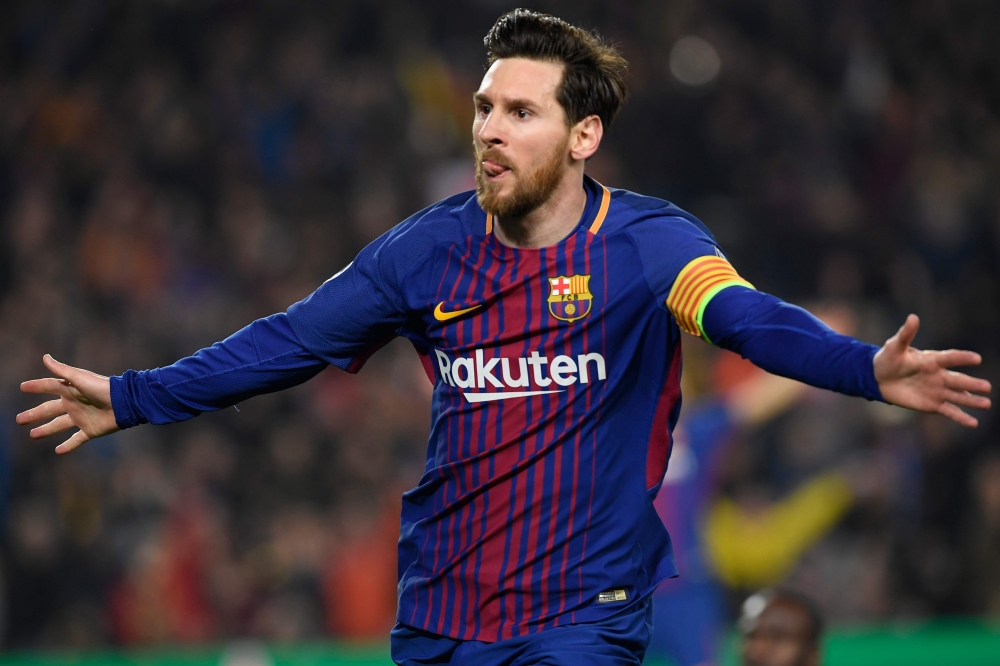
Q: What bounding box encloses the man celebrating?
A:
[17,9,990,665]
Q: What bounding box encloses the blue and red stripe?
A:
[399,184,683,642]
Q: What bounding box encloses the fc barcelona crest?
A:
[548,274,593,322]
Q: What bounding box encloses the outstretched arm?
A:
[701,287,991,427]
[626,213,990,426]
[17,314,327,454]
[14,201,441,453]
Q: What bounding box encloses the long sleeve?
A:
[627,211,884,402]
[108,199,453,429]
[700,286,883,401]
[109,313,327,428]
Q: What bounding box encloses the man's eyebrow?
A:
[473,92,541,111]
[506,97,540,110]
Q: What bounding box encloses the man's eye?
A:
[515,109,529,119]
[479,105,492,115]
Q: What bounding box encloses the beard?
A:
[475,137,568,244]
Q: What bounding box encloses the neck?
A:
[493,169,587,249]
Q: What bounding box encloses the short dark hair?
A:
[741,588,825,646]
[774,589,824,645]
[484,9,628,129]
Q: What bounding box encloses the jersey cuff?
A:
[109,372,146,430]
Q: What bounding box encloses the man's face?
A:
[742,602,819,666]
[472,57,572,218]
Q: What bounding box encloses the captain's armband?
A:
[666,255,754,342]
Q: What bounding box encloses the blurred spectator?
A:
[650,346,809,666]
[705,473,854,592]
[965,452,1000,615]
[322,496,400,640]
[650,309,878,666]
[739,588,824,666]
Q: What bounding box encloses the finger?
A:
[16,399,67,426]
[20,377,70,396]
[891,314,920,352]
[931,350,983,368]
[938,402,978,428]
[43,354,85,385]
[944,371,992,395]
[943,389,992,411]
[56,430,90,455]
[29,414,76,439]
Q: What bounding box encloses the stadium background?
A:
[1,0,999,664]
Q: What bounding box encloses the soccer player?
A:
[16,9,990,665]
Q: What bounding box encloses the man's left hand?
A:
[874,314,991,427]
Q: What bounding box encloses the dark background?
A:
[1,0,998,652]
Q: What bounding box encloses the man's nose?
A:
[477,113,504,146]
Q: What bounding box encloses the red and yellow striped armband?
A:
[666,255,754,341]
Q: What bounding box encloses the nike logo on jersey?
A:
[434,349,607,403]
[433,302,483,322]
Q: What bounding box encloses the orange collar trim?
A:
[484,183,610,236]
[588,185,612,235]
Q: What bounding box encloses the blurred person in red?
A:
[739,589,823,666]
[322,497,400,640]
[108,498,216,643]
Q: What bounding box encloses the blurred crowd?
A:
[1,0,999,656]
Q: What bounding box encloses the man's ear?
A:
[569,115,603,161]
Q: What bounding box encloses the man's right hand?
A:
[16,354,120,454]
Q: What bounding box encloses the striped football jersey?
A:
[286,175,750,642]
